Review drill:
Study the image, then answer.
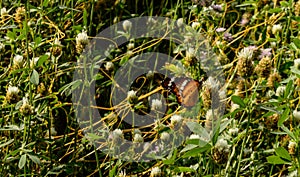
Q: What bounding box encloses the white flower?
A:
[133,133,144,143]
[122,20,132,32]
[215,139,229,152]
[177,18,184,27]
[112,129,123,139]
[13,54,23,67]
[1,7,7,16]
[151,99,163,111]
[7,86,19,95]
[205,109,216,121]
[76,30,89,45]
[292,110,300,122]
[228,128,239,136]
[127,42,134,50]
[170,114,182,126]
[216,27,226,32]
[237,46,255,60]
[272,24,282,34]
[127,90,137,99]
[191,21,200,29]
[150,167,161,177]
[160,132,170,141]
[186,47,195,59]
[288,170,298,177]
[270,42,277,48]
[288,141,297,150]
[204,77,219,90]
[275,85,286,97]
[294,59,300,69]
[105,61,114,71]
[146,70,154,79]
[189,134,200,139]
[0,42,4,52]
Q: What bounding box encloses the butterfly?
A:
[161,76,203,107]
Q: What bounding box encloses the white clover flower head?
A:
[288,141,297,150]
[270,42,277,48]
[216,27,226,32]
[127,90,137,99]
[237,46,255,60]
[288,170,298,177]
[160,132,170,141]
[204,76,219,90]
[170,114,183,126]
[151,99,163,111]
[205,109,216,121]
[1,7,7,16]
[275,85,286,97]
[150,167,161,177]
[146,70,154,79]
[0,42,4,52]
[127,42,135,50]
[272,24,282,34]
[13,54,23,66]
[228,128,239,136]
[294,59,300,70]
[215,138,229,152]
[191,21,200,29]
[186,47,195,59]
[177,18,184,27]
[189,134,200,139]
[292,110,300,121]
[7,86,19,95]
[76,30,88,45]
[112,129,123,139]
[133,133,144,143]
[122,20,132,32]
[105,61,114,71]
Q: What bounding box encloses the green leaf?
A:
[0,139,14,148]
[267,155,289,165]
[275,147,291,161]
[18,154,27,169]
[268,8,282,13]
[280,125,296,141]
[186,138,208,147]
[231,95,246,108]
[83,9,88,28]
[109,165,117,177]
[86,133,102,141]
[176,167,195,172]
[37,55,48,67]
[30,69,39,85]
[181,144,211,158]
[277,108,290,127]
[293,38,300,49]
[27,154,41,165]
[284,80,293,98]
